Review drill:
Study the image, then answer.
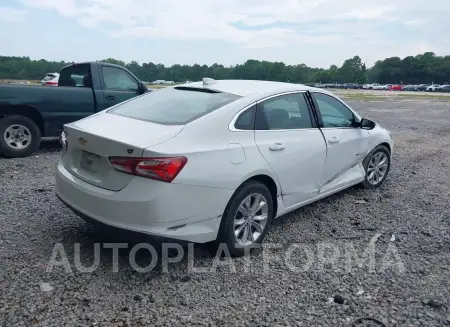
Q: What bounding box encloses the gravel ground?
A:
[1,98,450,327]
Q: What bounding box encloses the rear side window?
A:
[58,64,92,87]
[108,87,241,125]
[234,105,256,130]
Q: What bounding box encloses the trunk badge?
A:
[78,137,88,145]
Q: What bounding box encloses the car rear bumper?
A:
[55,160,233,243]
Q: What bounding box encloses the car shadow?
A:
[39,137,62,153]
[0,138,61,158]
[51,184,366,281]
[54,216,220,278]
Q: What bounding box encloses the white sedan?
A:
[55,79,393,256]
[372,84,386,90]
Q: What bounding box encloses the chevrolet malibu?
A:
[55,79,393,256]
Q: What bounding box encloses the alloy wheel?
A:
[234,193,269,246]
[367,151,389,185]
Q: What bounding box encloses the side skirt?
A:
[275,177,365,219]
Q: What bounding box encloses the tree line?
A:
[0,52,449,85]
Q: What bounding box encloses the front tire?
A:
[0,115,41,158]
[217,181,274,257]
[360,145,391,189]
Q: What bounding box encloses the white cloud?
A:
[19,0,444,45]
[0,6,28,23]
[14,0,450,66]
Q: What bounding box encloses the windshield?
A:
[108,87,241,125]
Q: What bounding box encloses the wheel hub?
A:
[3,124,32,150]
[367,151,388,185]
[233,193,269,246]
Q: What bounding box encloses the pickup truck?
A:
[0,62,150,158]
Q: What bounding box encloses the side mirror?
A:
[138,81,149,94]
[360,118,376,130]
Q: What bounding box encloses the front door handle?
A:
[269,143,286,151]
[328,137,340,144]
[105,95,116,101]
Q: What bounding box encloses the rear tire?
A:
[217,181,274,257]
[0,115,41,158]
[360,145,391,189]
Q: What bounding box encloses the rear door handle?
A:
[105,95,116,101]
[269,143,286,151]
[328,137,340,144]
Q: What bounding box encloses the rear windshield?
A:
[107,87,241,125]
[43,74,57,81]
[59,64,91,87]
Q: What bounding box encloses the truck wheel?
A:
[0,115,41,158]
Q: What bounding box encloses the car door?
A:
[254,92,327,208]
[99,66,141,109]
[310,92,369,186]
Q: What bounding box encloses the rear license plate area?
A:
[80,150,100,173]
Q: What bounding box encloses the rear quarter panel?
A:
[142,99,281,194]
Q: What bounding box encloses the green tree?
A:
[1,52,450,85]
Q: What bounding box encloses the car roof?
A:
[175,79,322,97]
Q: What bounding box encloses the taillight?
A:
[45,81,58,86]
[109,156,187,183]
[59,131,67,151]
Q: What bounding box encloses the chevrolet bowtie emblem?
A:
[78,137,88,145]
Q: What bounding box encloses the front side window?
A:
[313,93,355,128]
[108,87,241,125]
[102,66,138,91]
[256,93,313,130]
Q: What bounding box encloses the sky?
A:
[1,0,449,68]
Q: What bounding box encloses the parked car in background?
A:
[383,84,393,90]
[41,73,59,86]
[439,85,450,92]
[55,78,393,256]
[403,85,418,91]
[10,80,31,85]
[426,84,440,91]
[372,84,386,90]
[363,83,381,89]
[416,84,429,91]
[0,62,150,158]
[391,84,404,91]
[342,83,359,89]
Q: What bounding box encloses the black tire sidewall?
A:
[218,181,274,257]
[361,145,391,189]
[0,115,41,158]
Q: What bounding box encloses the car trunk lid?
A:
[61,113,184,191]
